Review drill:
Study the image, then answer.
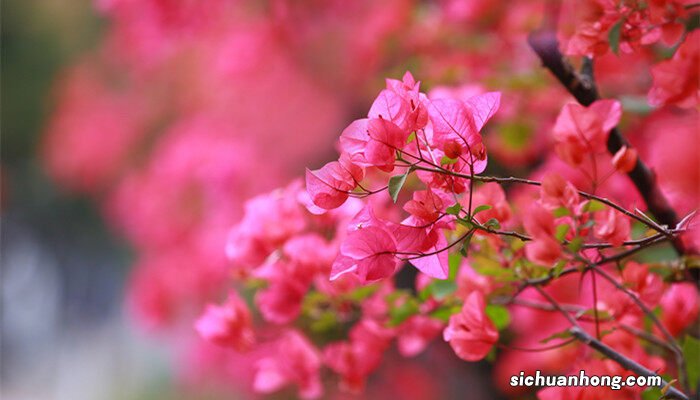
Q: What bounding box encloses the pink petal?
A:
[464,92,501,131]
[330,255,358,281]
[369,89,409,126]
[409,232,449,279]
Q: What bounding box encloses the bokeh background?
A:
[4,1,697,399]
[2,1,172,399]
[2,1,508,398]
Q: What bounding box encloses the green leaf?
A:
[553,207,570,218]
[459,230,475,257]
[641,387,663,400]
[620,95,654,115]
[555,224,570,242]
[599,328,615,338]
[301,290,328,313]
[388,298,420,326]
[643,306,663,332]
[683,335,700,392]
[686,255,700,269]
[345,284,379,301]
[419,280,458,301]
[552,259,567,277]
[499,122,532,150]
[484,218,501,230]
[388,169,411,203]
[637,244,677,263]
[567,237,584,253]
[539,330,572,344]
[385,289,411,304]
[448,253,462,281]
[245,278,268,290]
[310,311,337,333]
[608,19,623,55]
[486,346,498,362]
[582,199,606,213]
[456,218,473,229]
[407,131,416,143]
[446,203,462,215]
[429,305,461,322]
[472,255,514,280]
[472,204,492,216]
[511,238,525,251]
[485,304,511,330]
[580,308,611,320]
[431,280,458,300]
[440,155,458,165]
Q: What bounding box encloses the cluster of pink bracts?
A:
[39,0,700,399]
[196,72,699,399]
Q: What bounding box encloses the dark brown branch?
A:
[534,286,689,400]
[526,31,684,250]
[589,265,688,390]
[570,327,689,400]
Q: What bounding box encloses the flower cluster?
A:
[558,0,699,109]
[205,180,445,397]
[558,0,691,57]
[195,72,699,399]
[307,72,500,282]
[39,1,700,399]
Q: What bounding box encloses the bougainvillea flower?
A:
[379,71,429,132]
[365,117,409,171]
[593,209,630,247]
[194,291,255,350]
[254,330,323,399]
[339,119,372,166]
[557,0,620,57]
[255,277,308,324]
[456,260,496,299]
[470,182,511,223]
[226,181,307,269]
[41,61,147,194]
[659,283,700,336]
[621,262,664,306]
[523,202,557,239]
[282,233,338,275]
[333,225,399,283]
[540,173,581,211]
[306,155,364,210]
[464,91,501,132]
[428,93,500,174]
[648,30,699,108]
[611,145,638,173]
[397,315,445,357]
[552,99,622,167]
[443,291,498,361]
[414,149,470,194]
[324,320,394,393]
[369,89,411,130]
[403,188,446,223]
[523,203,562,265]
[407,230,449,279]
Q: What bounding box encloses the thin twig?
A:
[533,286,688,400]
[569,327,689,400]
[407,164,668,234]
[588,265,688,391]
[619,324,677,354]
